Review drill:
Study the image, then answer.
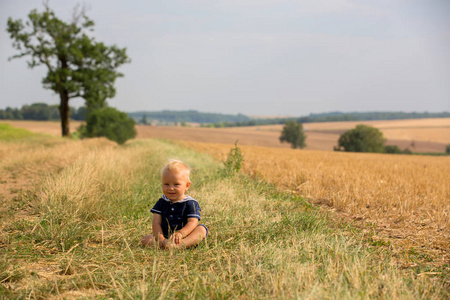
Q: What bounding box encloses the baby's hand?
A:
[170,232,183,245]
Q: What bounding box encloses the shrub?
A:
[402,148,412,155]
[446,144,450,154]
[78,107,136,145]
[384,145,402,154]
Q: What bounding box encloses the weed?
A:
[408,248,434,263]
[368,238,391,247]
[223,141,244,175]
[0,256,24,284]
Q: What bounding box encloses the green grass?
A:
[0,123,36,140]
[0,137,448,299]
[0,123,59,146]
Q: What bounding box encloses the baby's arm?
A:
[152,214,167,248]
[171,218,199,245]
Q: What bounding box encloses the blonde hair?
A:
[162,159,191,180]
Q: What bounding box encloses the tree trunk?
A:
[59,90,70,137]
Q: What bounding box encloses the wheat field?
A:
[183,141,450,267]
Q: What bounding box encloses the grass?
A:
[0,123,37,140]
[0,131,448,298]
[0,120,83,137]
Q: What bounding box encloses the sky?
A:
[0,0,449,117]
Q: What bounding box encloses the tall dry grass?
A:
[0,135,117,212]
[0,135,115,175]
[183,141,450,265]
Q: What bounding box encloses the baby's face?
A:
[162,170,191,202]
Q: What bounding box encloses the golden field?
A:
[182,141,450,266]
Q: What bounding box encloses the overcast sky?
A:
[1,0,449,116]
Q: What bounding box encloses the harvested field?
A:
[183,141,450,267]
[137,117,450,152]
[136,125,289,148]
[2,118,449,152]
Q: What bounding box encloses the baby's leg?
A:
[178,225,208,248]
[141,234,155,247]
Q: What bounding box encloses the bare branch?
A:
[42,0,50,11]
[72,2,91,24]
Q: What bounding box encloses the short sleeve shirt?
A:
[151,195,201,238]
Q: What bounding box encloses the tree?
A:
[71,106,88,121]
[446,144,450,154]
[279,121,306,149]
[141,115,148,125]
[21,103,59,120]
[78,107,136,145]
[335,125,386,153]
[7,3,130,136]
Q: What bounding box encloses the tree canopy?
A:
[7,3,130,136]
[279,121,306,149]
[335,125,386,153]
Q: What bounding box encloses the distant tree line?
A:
[129,110,250,124]
[208,111,450,127]
[306,111,450,121]
[3,105,450,128]
[0,103,87,121]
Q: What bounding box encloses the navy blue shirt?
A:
[151,195,201,238]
